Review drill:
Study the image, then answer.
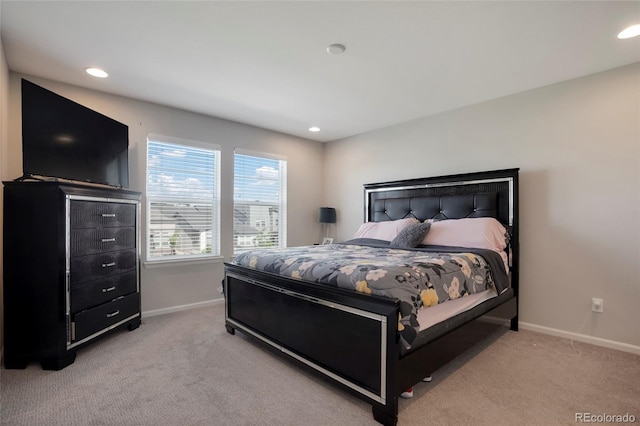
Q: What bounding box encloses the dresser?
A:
[3,181,141,370]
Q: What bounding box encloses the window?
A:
[146,135,220,261]
[234,149,287,254]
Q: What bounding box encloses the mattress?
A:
[416,288,496,331]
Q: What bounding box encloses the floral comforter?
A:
[232,238,509,350]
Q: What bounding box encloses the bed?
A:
[224,168,519,425]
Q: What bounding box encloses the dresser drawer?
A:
[70,249,136,284]
[70,201,136,229]
[73,292,140,342]
[70,227,135,256]
[71,271,137,314]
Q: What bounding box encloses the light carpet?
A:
[1,304,638,425]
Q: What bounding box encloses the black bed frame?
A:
[224,168,519,425]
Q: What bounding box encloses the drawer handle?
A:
[106,310,120,318]
[102,286,116,293]
[102,262,116,268]
[101,238,116,243]
[101,213,116,218]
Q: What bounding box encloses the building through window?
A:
[146,135,220,261]
[233,150,287,254]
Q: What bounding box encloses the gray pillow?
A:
[390,222,431,248]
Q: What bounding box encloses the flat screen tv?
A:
[21,79,129,188]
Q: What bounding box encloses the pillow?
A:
[352,218,418,241]
[390,222,431,248]
[420,217,508,252]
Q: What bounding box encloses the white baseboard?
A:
[142,298,224,318]
[519,321,640,355]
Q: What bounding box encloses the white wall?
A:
[5,73,324,314]
[325,63,640,349]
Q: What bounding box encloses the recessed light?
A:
[326,44,346,55]
[618,24,640,39]
[85,67,109,78]
[308,126,321,132]
[54,134,75,144]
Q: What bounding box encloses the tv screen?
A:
[21,79,129,188]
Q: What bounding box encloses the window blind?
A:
[146,135,220,261]
[233,150,287,254]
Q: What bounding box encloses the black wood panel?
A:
[70,249,136,283]
[227,275,384,394]
[2,184,67,368]
[70,201,136,228]
[71,270,137,314]
[73,292,140,342]
[70,227,136,256]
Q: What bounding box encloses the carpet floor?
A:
[1,304,638,425]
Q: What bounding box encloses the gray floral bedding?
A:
[232,238,509,350]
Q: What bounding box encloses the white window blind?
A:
[146,135,220,261]
[233,150,287,254]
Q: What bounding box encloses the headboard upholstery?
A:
[364,168,518,228]
[371,193,498,223]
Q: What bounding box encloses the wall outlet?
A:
[592,298,604,313]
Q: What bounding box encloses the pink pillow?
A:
[353,218,418,241]
[421,217,508,252]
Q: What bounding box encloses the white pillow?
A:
[420,217,508,252]
[353,218,418,241]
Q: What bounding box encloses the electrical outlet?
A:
[592,298,604,313]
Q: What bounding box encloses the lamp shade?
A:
[318,207,336,224]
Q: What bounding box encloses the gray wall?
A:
[324,63,640,349]
[4,73,325,315]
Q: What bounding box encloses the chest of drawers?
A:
[3,181,141,370]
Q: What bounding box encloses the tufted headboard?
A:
[370,192,500,223]
[364,168,518,228]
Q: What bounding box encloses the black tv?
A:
[21,79,129,188]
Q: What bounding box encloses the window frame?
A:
[145,134,221,264]
[233,148,287,255]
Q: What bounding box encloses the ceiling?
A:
[1,1,639,142]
